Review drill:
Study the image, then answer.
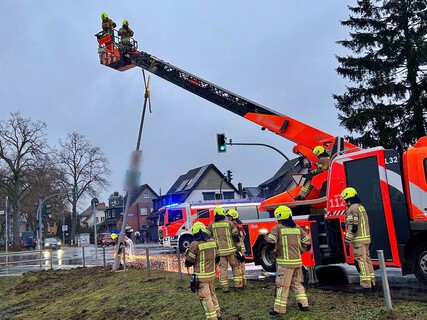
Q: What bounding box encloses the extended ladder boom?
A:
[96,32,356,156]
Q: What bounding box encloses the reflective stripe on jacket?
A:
[345,203,371,244]
[185,239,218,282]
[207,220,238,256]
[267,224,310,268]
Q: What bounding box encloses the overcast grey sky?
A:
[1,1,355,209]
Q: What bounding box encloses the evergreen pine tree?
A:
[334,0,427,148]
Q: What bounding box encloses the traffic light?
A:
[42,204,52,217]
[71,186,78,200]
[217,133,227,153]
[226,170,233,183]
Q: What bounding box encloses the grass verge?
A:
[0,267,426,320]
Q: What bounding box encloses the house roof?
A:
[166,163,239,195]
[124,184,158,204]
[258,157,303,198]
[80,202,108,217]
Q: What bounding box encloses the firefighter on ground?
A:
[226,209,247,288]
[185,222,222,320]
[111,233,135,267]
[118,19,134,51]
[266,205,311,316]
[341,187,375,291]
[207,206,243,292]
[100,12,116,37]
[294,145,330,200]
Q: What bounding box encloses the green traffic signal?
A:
[217,133,227,153]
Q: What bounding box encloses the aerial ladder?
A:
[96,31,427,286]
[95,31,358,212]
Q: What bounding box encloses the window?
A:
[203,192,215,201]
[197,209,210,219]
[223,192,234,200]
[140,208,148,216]
[237,205,258,220]
[168,209,183,222]
[143,192,150,199]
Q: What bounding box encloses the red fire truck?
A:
[156,200,313,269]
[96,30,427,286]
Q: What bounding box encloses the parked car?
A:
[20,231,36,249]
[44,237,61,250]
[97,233,115,246]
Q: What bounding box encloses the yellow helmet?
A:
[313,146,325,156]
[122,19,129,25]
[341,187,357,200]
[110,233,118,240]
[101,12,108,19]
[274,205,292,220]
[192,221,207,235]
[227,209,239,220]
[214,206,226,216]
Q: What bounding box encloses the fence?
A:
[0,245,188,277]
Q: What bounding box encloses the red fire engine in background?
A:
[96,30,427,286]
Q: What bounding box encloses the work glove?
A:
[302,172,315,179]
[235,250,246,263]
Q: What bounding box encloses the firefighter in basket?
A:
[118,19,134,53]
[294,145,330,200]
[266,205,311,317]
[185,221,222,320]
[100,12,116,37]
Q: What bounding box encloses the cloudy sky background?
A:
[1,1,356,209]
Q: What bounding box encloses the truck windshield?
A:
[158,209,165,226]
[168,209,183,223]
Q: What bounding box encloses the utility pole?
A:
[5,196,9,256]
[37,197,43,251]
[92,197,99,266]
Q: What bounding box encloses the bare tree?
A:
[20,155,66,236]
[55,132,111,242]
[0,113,48,247]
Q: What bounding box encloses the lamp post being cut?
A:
[113,70,151,271]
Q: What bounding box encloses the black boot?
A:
[297,302,309,311]
[269,310,282,316]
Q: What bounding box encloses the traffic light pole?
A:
[227,141,292,163]
[36,191,73,250]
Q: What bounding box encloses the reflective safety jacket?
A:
[313,154,330,174]
[345,203,371,244]
[102,18,116,33]
[231,220,246,252]
[185,239,218,282]
[267,224,310,268]
[207,220,238,256]
[118,26,134,43]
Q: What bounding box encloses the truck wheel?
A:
[259,242,276,272]
[179,235,193,253]
[411,242,427,287]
